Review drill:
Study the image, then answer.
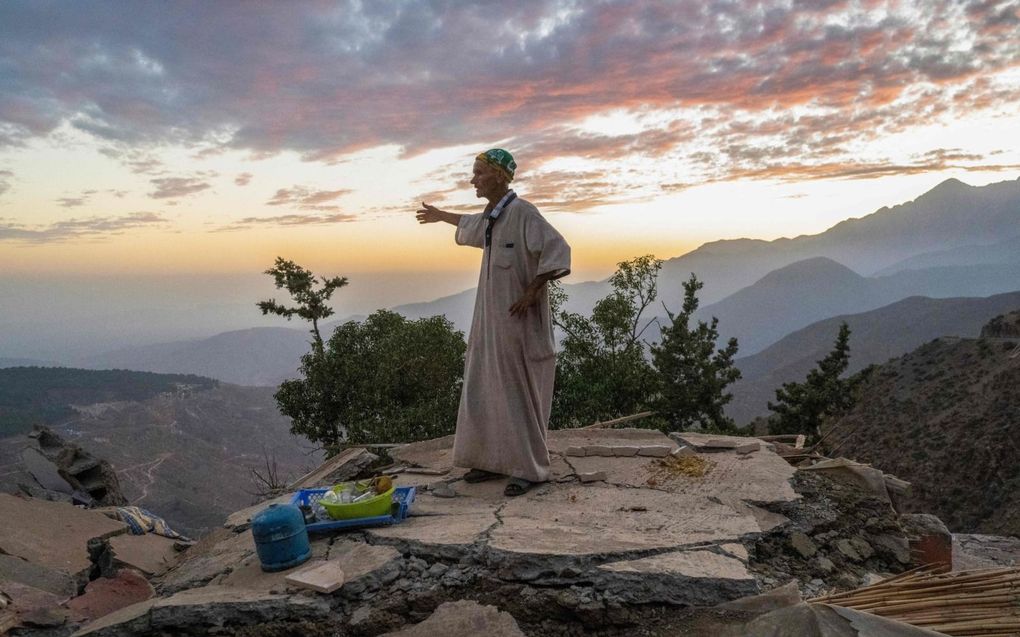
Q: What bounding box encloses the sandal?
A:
[504,477,535,497]
[464,468,501,483]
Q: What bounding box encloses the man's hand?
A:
[416,202,444,224]
[416,202,463,227]
[509,284,542,318]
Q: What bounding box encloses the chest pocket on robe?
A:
[493,244,516,269]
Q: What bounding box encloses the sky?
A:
[2,0,1020,334]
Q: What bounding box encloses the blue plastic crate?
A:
[290,486,416,534]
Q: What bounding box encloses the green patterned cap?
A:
[476,148,516,181]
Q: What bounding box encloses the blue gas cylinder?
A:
[251,503,311,572]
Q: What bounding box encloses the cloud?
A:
[149,176,211,199]
[0,212,168,243]
[0,169,12,196]
[213,212,357,232]
[266,186,350,210]
[0,1,1017,202]
[234,172,252,186]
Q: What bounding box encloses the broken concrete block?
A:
[109,533,179,577]
[610,446,639,457]
[585,445,613,457]
[0,494,127,588]
[564,446,587,457]
[0,554,77,597]
[67,569,154,623]
[735,442,760,455]
[671,446,696,458]
[636,445,671,457]
[285,560,346,593]
[901,513,952,568]
[578,471,606,483]
[430,482,457,498]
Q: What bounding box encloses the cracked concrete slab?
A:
[489,485,760,557]
[157,528,255,594]
[0,494,128,586]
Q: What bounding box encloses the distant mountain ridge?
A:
[70,177,1020,386]
[727,291,1020,424]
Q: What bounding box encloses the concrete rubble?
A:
[5,427,1009,636]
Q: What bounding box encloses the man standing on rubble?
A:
[415,149,571,496]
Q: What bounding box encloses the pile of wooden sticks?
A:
[810,565,1020,636]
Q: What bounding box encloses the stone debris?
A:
[577,471,606,483]
[585,445,613,457]
[284,559,346,593]
[610,445,639,457]
[0,580,72,632]
[564,446,586,457]
[382,600,526,637]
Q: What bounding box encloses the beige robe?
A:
[452,197,571,482]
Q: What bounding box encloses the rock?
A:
[382,600,526,636]
[901,513,953,568]
[431,482,457,498]
[284,560,346,593]
[585,445,613,457]
[835,538,863,562]
[816,556,835,572]
[67,569,154,623]
[788,531,817,558]
[427,563,449,578]
[109,533,179,577]
[0,494,128,588]
[0,553,77,597]
[329,542,402,595]
[578,471,606,483]
[636,445,672,457]
[564,446,587,457]
[31,427,127,507]
[849,537,875,560]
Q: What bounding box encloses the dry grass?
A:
[644,455,715,486]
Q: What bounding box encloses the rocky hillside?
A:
[826,320,1020,536]
[0,368,319,537]
[728,292,1020,424]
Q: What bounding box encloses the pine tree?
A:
[649,274,741,432]
[767,322,853,437]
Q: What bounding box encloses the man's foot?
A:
[464,468,501,483]
[504,477,535,497]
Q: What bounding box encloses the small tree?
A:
[275,310,465,454]
[767,322,853,438]
[551,255,661,428]
[650,274,741,432]
[257,257,348,351]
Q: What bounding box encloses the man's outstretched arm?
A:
[416,202,463,226]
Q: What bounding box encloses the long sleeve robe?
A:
[452,197,571,482]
